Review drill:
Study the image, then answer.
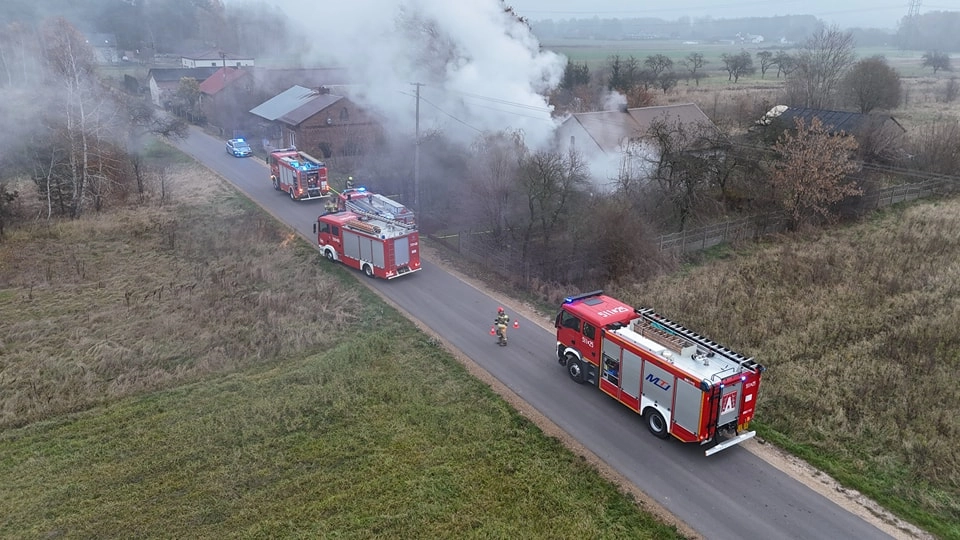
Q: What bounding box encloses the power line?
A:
[399,90,483,132]
[440,87,554,113]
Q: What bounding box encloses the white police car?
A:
[226,138,252,157]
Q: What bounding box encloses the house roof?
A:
[247,68,353,97]
[199,67,249,95]
[279,94,344,126]
[249,85,344,126]
[148,67,219,83]
[182,49,254,61]
[766,106,906,135]
[564,103,714,154]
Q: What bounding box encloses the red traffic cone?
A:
[490,326,496,335]
[513,320,519,329]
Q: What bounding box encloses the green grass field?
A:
[0,158,684,538]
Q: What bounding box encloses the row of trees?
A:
[552,27,905,117]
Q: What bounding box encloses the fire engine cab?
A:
[556,291,765,456]
[268,148,330,201]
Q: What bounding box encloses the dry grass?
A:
[0,164,362,429]
[610,199,960,536]
[0,156,685,539]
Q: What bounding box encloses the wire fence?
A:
[425,177,959,283]
[656,178,958,254]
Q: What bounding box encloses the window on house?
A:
[340,107,349,121]
[288,132,296,147]
[210,62,217,67]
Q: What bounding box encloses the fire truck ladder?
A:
[344,200,416,230]
[345,219,381,235]
[634,308,764,374]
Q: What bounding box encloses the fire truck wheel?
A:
[289,189,297,201]
[645,409,669,439]
[567,357,584,384]
[324,249,335,262]
[363,264,374,278]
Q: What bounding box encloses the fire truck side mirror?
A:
[312,222,317,234]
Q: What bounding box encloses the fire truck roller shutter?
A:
[617,344,642,401]
[359,235,374,264]
[394,236,409,266]
[674,379,702,437]
[372,240,385,268]
[343,230,362,260]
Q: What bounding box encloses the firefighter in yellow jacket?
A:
[494,307,510,346]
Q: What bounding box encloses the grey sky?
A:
[506,0,954,30]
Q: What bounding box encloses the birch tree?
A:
[41,17,97,218]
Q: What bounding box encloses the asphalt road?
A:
[174,127,891,540]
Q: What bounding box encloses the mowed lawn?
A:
[0,154,683,538]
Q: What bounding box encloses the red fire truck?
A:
[268,148,330,201]
[556,291,764,456]
[313,208,420,279]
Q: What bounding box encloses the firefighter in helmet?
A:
[494,307,510,346]
[324,198,338,214]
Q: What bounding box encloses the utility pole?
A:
[412,82,422,213]
[907,0,921,18]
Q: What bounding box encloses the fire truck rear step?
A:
[704,430,756,456]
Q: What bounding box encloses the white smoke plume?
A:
[272,0,566,147]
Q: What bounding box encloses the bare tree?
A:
[841,56,901,113]
[657,72,679,94]
[41,17,97,218]
[769,116,861,229]
[463,130,525,239]
[905,120,960,175]
[921,51,951,74]
[720,51,755,82]
[645,118,724,229]
[680,52,707,86]
[756,51,775,78]
[644,54,673,77]
[773,51,796,78]
[515,148,588,264]
[787,26,856,109]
